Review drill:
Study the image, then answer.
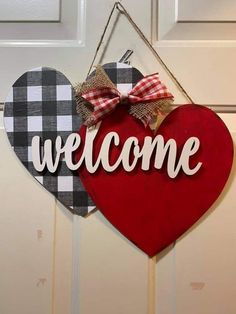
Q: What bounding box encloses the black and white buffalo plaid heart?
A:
[3,63,143,216]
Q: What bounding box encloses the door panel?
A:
[0,0,60,21]
[178,0,236,21]
[157,0,236,40]
[0,127,55,314]
[77,213,148,314]
[0,0,84,43]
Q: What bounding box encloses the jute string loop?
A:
[87,1,194,104]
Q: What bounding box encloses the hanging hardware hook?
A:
[119,50,134,64]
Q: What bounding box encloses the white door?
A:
[0,1,236,314]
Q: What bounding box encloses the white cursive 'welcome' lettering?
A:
[31,123,202,178]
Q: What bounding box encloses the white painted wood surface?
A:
[178,0,236,21]
[0,0,236,313]
[77,213,148,314]
[0,0,84,44]
[0,0,60,21]
[157,0,236,40]
[0,128,55,314]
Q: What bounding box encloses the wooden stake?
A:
[148,255,157,314]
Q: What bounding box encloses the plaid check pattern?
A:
[82,73,173,126]
[4,67,94,216]
[4,63,143,216]
[101,62,143,88]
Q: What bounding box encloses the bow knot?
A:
[120,92,129,103]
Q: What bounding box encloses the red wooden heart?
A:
[75,104,234,256]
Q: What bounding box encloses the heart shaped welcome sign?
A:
[3,63,142,216]
[76,104,234,256]
[3,62,234,256]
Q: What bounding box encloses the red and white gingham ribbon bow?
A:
[82,73,173,126]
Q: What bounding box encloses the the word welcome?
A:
[32,125,202,179]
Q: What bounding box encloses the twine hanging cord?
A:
[87,1,194,104]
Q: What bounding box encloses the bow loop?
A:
[128,74,173,103]
[83,87,120,106]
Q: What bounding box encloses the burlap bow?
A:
[75,65,174,127]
